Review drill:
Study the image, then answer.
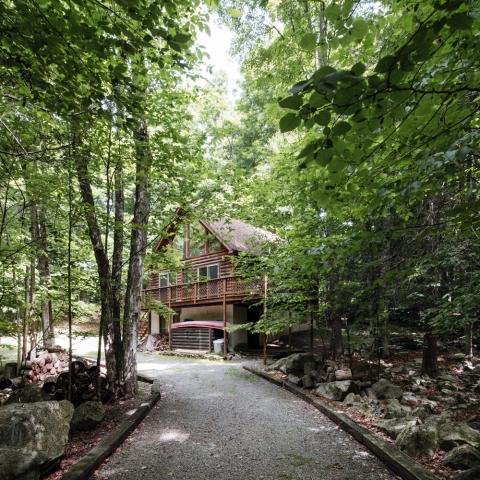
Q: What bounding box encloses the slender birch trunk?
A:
[122,118,152,394]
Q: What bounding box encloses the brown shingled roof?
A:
[201,218,279,253]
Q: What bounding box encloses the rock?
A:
[5,384,49,404]
[301,375,314,389]
[396,423,438,455]
[271,353,319,376]
[335,368,352,381]
[70,401,106,432]
[343,393,363,405]
[372,379,402,400]
[303,361,317,376]
[310,368,326,383]
[373,418,419,439]
[314,380,353,401]
[453,353,467,361]
[452,465,480,479]
[152,379,161,394]
[365,387,378,402]
[0,400,74,480]
[287,374,301,386]
[381,399,412,419]
[438,422,480,451]
[443,445,480,469]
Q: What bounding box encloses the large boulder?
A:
[396,423,438,456]
[443,445,480,469]
[373,418,419,439]
[0,400,74,480]
[381,399,412,419]
[71,400,106,432]
[372,379,402,400]
[438,422,480,451]
[314,380,353,401]
[281,353,320,376]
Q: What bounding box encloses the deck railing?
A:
[142,276,263,308]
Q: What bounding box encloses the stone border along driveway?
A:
[244,366,440,480]
[61,378,161,480]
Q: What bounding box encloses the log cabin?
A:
[142,216,279,354]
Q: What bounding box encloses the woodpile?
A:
[24,350,69,383]
[23,353,110,405]
[139,333,169,352]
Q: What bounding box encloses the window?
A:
[182,269,192,284]
[159,272,176,288]
[198,264,219,282]
[173,231,186,258]
[207,234,222,253]
[189,222,206,257]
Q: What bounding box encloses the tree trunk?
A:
[330,315,343,359]
[421,332,438,377]
[122,118,152,394]
[37,207,55,348]
[112,158,124,381]
[465,322,473,357]
[73,119,118,392]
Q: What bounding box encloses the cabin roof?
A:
[201,218,279,253]
[155,211,279,254]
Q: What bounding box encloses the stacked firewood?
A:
[138,333,169,352]
[42,360,110,405]
[22,353,110,405]
[25,351,69,382]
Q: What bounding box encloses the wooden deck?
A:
[142,276,263,308]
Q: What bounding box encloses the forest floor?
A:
[44,381,152,480]
[92,356,397,480]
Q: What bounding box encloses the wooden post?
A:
[223,278,227,356]
[263,274,268,366]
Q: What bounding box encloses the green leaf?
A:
[173,32,191,44]
[228,8,242,18]
[298,141,318,159]
[375,55,397,73]
[332,121,352,136]
[315,148,334,166]
[290,79,312,94]
[309,91,328,108]
[279,113,301,132]
[351,18,368,40]
[312,66,337,83]
[314,110,331,126]
[351,62,366,76]
[300,33,317,51]
[279,95,303,110]
[447,13,473,31]
[325,4,342,21]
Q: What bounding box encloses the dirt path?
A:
[94,357,397,480]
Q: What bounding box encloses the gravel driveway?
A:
[94,357,397,480]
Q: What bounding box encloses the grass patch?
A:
[287,452,316,467]
[226,367,257,382]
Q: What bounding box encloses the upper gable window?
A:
[207,234,222,253]
[173,229,186,258]
[189,222,206,257]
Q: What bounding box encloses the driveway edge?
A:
[243,365,439,480]
[61,389,161,480]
